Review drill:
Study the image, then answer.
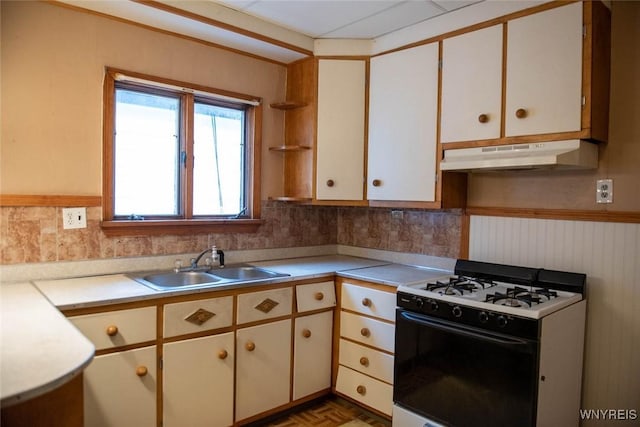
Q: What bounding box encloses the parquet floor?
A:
[259,397,391,427]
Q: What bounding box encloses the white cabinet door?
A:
[84,346,156,427]
[368,43,439,202]
[316,59,366,201]
[505,2,583,137]
[293,311,333,400]
[441,24,503,143]
[163,333,234,427]
[235,319,292,421]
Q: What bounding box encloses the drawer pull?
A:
[372,179,381,187]
[326,179,335,187]
[478,113,489,123]
[136,366,148,377]
[356,385,366,395]
[360,327,370,337]
[218,349,228,360]
[106,325,119,337]
[245,341,256,352]
[515,108,528,119]
[314,292,324,301]
[359,356,369,367]
[302,329,312,338]
[361,298,372,307]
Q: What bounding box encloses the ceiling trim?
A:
[48,0,306,66]
[135,0,314,57]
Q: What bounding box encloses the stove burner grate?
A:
[485,286,558,307]
[425,275,496,296]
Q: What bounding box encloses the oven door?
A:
[394,309,539,427]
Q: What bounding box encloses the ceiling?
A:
[55,0,499,64]
[213,0,480,39]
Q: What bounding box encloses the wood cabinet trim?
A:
[466,207,640,224]
[0,194,102,207]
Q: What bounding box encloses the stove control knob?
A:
[497,315,508,328]
[478,311,489,323]
[429,300,439,311]
[452,306,462,318]
[415,298,424,309]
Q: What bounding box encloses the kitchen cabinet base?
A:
[1,373,83,427]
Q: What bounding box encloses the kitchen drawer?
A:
[296,281,336,313]
[336,365,393,416]
[340,311,395,353]
[237,287,293,324]
[163,296,233,338]
[341,283,395,321]
[70,306,156,350]
[339,339,393,384]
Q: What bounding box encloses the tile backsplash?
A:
[0,201,462,265]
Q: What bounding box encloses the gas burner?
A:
[425,275,496,296]
[486,286,558,307]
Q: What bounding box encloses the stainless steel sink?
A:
[130,265,289,291]
[207,266,288,281]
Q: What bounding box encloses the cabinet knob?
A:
[359,357,369,367]
[361,298,372,307]
[478,113,489,123]
[326,179,334,187]
[314,292,324,301]
[372,179,381,187]
[218,349,228,360]
[356,385,366,395]
[135,366,148,377]
[106,325,118,336]
[360,327,370,337]
[515,108,528,119]
[302,329,312,338]
[245,341,256,352]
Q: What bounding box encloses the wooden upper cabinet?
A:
[368,43,439,202]
[505,2,583,137]
[441,24,503,143]
[316,59,366,202]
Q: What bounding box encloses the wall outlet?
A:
[596,179,613,204]
[62,207,87,229]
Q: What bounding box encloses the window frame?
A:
[102,67,263,236]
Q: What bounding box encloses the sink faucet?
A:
[190,246,225,270]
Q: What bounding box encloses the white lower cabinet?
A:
[162,332,234,427]
[235,319,292,421]
[293,311,333,400]
[83,346,157,427]
[336,365,393,416]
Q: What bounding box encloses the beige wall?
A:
[0,1,285,199]
[467,1,640,212]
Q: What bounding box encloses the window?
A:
[102,68,262,235]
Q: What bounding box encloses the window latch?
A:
[233,207,247,219]
[180,151,187,167]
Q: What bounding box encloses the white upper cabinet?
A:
[441,24,503,143]
[316,59,366,201]
[368,42,439,202]
[505,2,583,137]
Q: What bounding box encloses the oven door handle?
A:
[399,311,536,352]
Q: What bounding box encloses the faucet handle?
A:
[174,259,183,273]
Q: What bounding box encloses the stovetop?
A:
[397,260,586,320]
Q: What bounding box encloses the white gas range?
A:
[393,259,587,427]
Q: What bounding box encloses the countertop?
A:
[0,282,94,407]
[2,254,453,407]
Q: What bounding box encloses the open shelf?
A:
[268,145,312,152]
[269,101,308,110]
[269,196,312,203]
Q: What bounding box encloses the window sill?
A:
[101,219,264,237]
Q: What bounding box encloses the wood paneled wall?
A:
[469,215,640,425]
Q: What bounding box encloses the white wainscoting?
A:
[469,216,640,425]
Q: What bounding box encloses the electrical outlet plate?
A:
[596,179,613,204]
[62,207,87,229]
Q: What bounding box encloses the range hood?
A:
[440,140,598,172]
